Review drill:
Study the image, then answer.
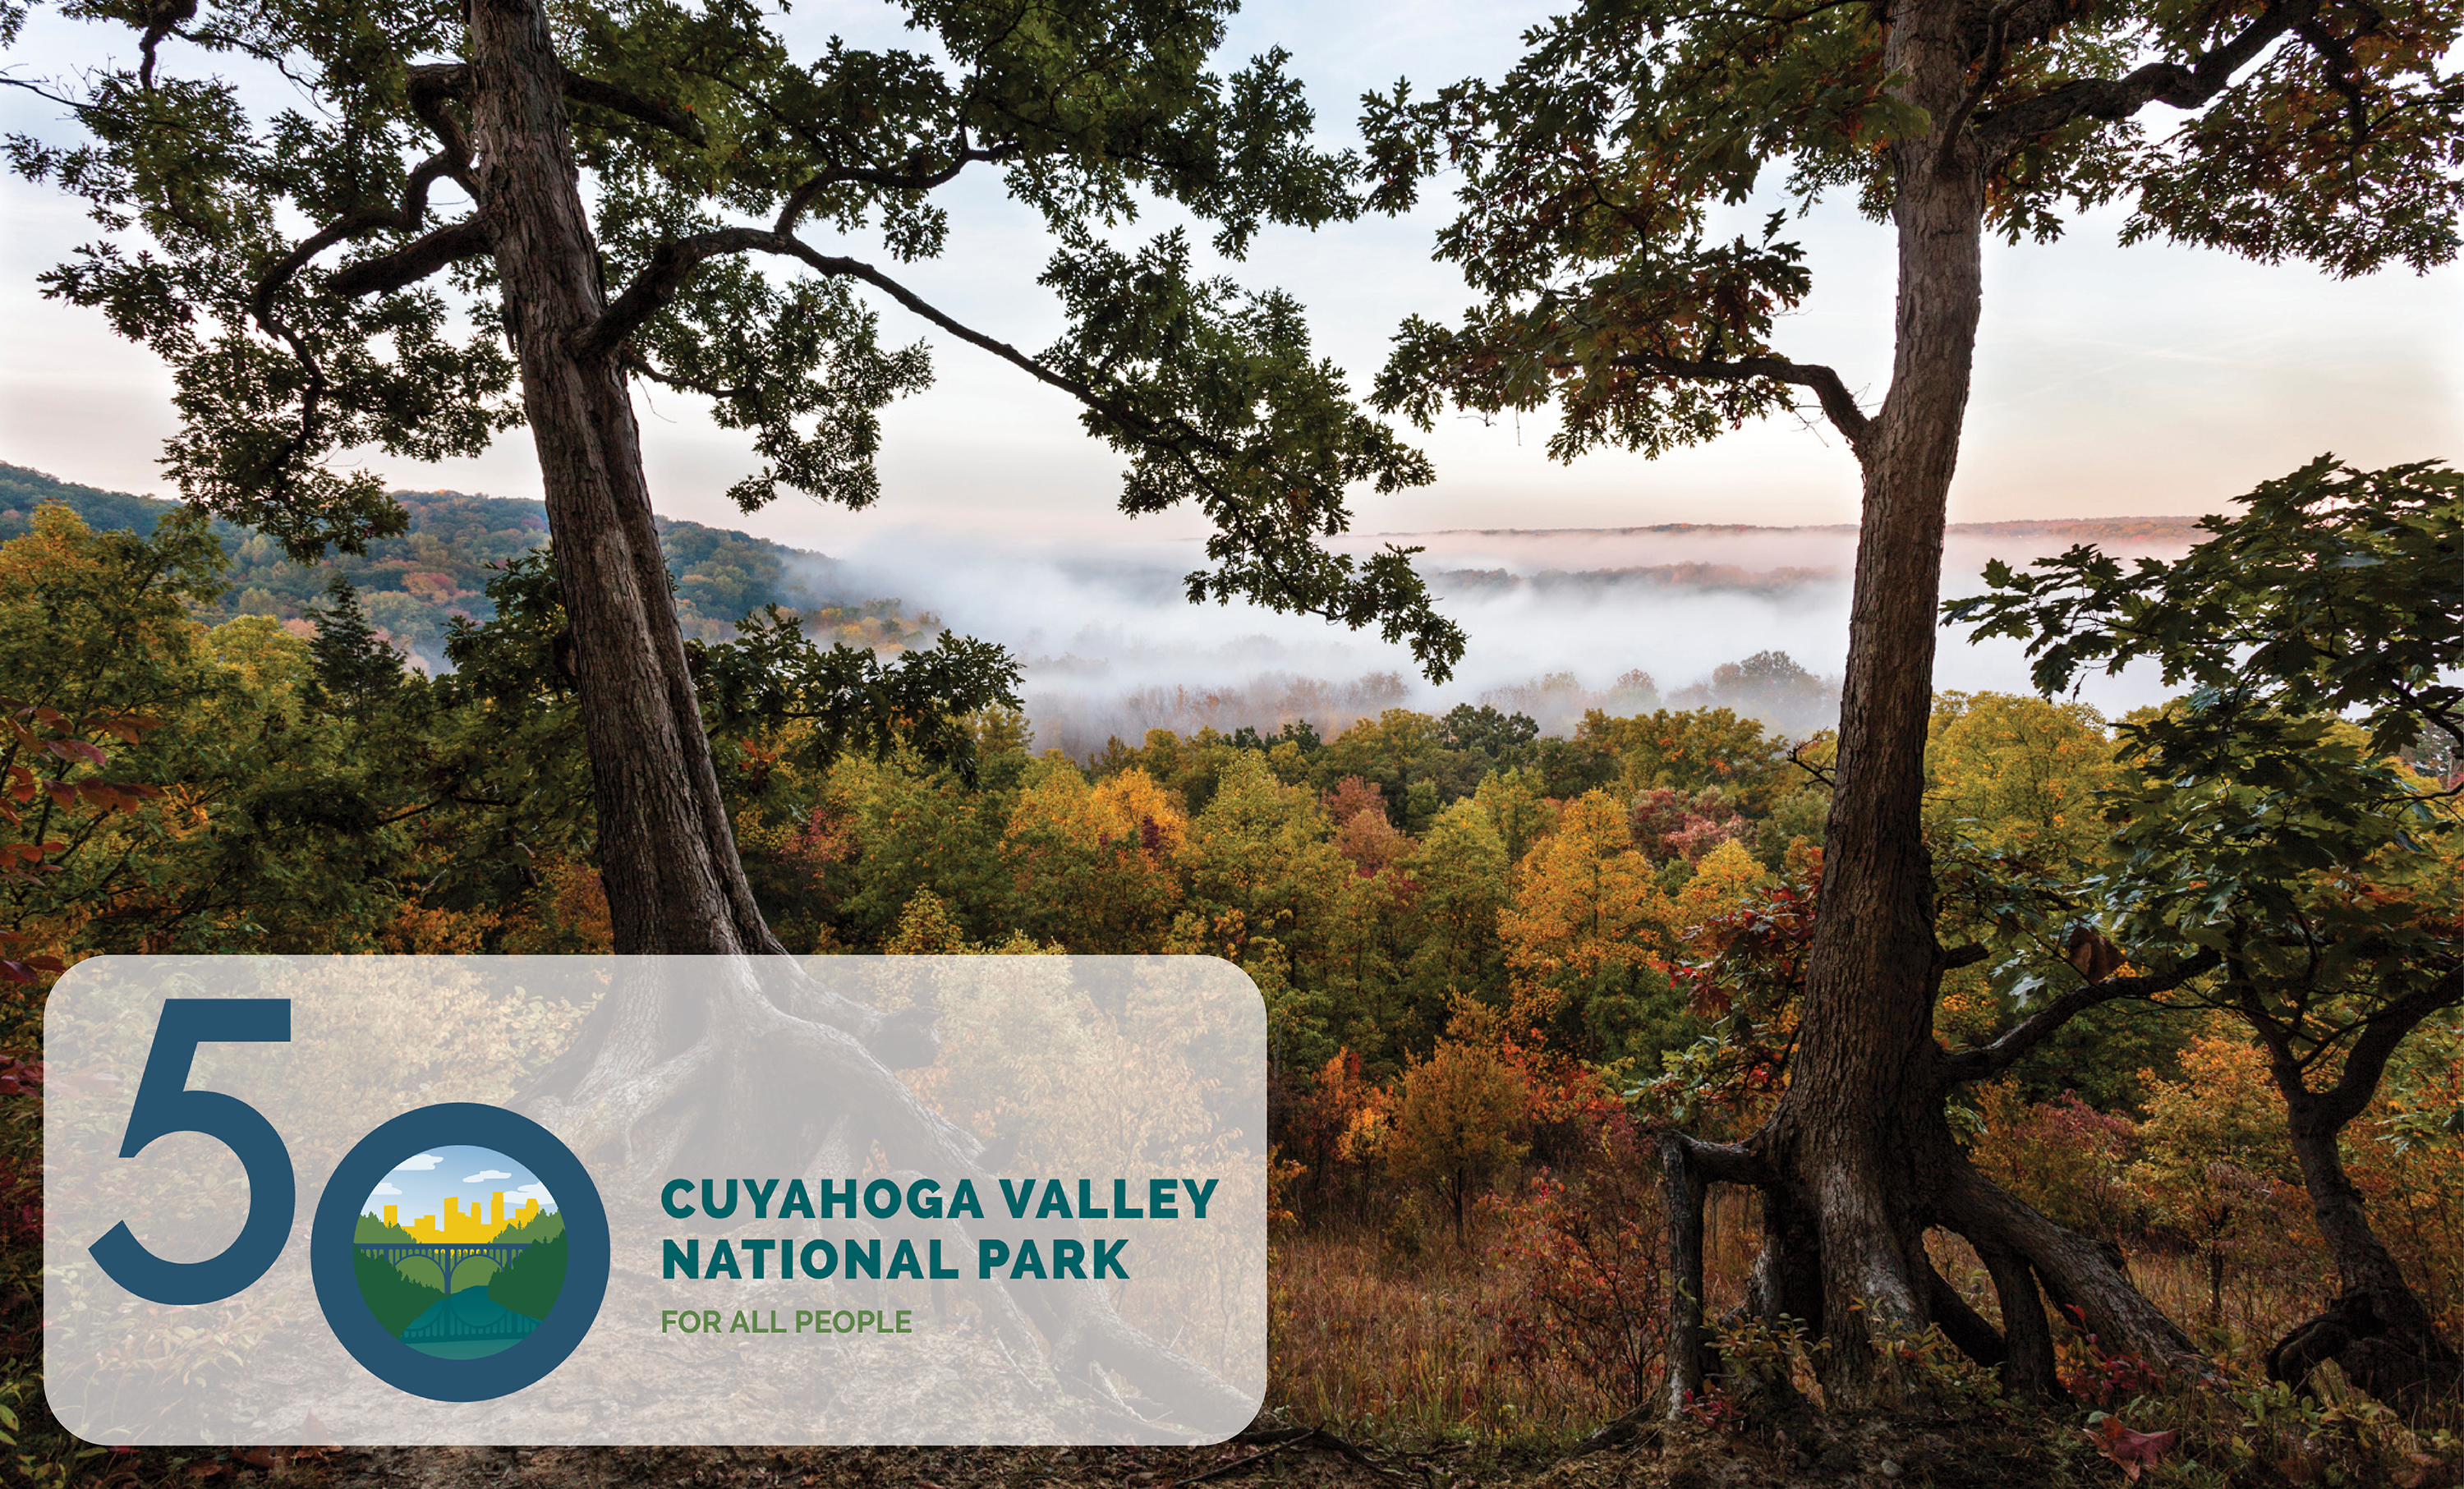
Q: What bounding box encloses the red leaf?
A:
[2089,1418,2178,1482]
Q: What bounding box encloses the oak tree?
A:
[1958,455,2464,1406]
[1363,0,2463,1404]
[3,0,1452,1419]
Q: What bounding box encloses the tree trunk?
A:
[467,0,772,959]
[1666,0,2212,1408]
[2267,1094,2462,1409]
[455,0,1246,1426]
[1754,0,1986,1401]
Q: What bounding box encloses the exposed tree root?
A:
[2269,1289,2464,1413]
[515,955,1252,1431]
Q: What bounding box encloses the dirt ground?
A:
[143,1409,2106,1489]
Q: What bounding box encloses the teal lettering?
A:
[1149,1179,1178,1218]
[999,1179,1033,1218]
[706,1239,742,1280]
[949,1179,984,1219]
[1037,1179,1072,1219]
[1183,1178,1218,1219]
[779,1179,815,1220]
[1052,1239,1087,1279]
[1077,1178,1107,1218]
[888,1239,923,1280]
[929,1239,961,1279]
[662,1238,699,1279]
[1009,1239,1048,1280]
[743,1178,779,1219]
[863,1179,902,1218]
[978,1239,1009,1278]
[1113,1179,1143,1218]
[845,1239,881,1280]
[800,1239,837,1279]
[661,1179,695,1219]
[908,1179,943,1218]
[818,1179,857,1218]
[742,1238,775,1279]
[1094,1239,1128,1279]
[702,1179,739,1218]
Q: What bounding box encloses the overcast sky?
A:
[4,0,2459,557]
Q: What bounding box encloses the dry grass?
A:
[1271,1183,2387,1459]
[1266,1224,1618,1445]
[1265,1191,1772,1448]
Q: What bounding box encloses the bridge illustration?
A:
[402,1294,540,1345]
[356,1240,531,1295]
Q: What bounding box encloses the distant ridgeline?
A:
[1418,518,2208,603]
[0,462,931,671]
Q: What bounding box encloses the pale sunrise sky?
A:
[3,0,2460,554]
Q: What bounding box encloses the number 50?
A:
[88,999,297,1304]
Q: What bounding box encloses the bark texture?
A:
[1658,0,2214,1409]
[467,0,772,960]
[455,0,1246,1425]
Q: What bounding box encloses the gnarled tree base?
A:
[1660,1114,2205,1417]
[2269,1289,2464,1414]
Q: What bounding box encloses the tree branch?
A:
[1974,0,2317,165]
[578,229,1437,647]
[404,61,706,145]
[1609,351,1870,452]
[1941,949,2222,1083]
[1939,0,2026,155]
[1662,1129,1769,1185]
[2316,963,2464,1128]
[577,228,1116,414]
[561,69,707,145]
[324,217,494,298]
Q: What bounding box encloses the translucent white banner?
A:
[44,956,1266,1445]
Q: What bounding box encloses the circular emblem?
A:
[311,1104,608,1401]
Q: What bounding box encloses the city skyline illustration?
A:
[362,1144,556,1242]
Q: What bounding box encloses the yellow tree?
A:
[1402,799,1511,1008]
[1499,791,1682,1063]
[1674,840,1773,957]
[1473,768,1556,885]
[1004,761,1188,953]
[1925,692,2120,864]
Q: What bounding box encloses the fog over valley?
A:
[809,517,2211,760]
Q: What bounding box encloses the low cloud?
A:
[795,519,2206,757]
[462,1169,513,1183]
[370,1181,402,1197]
[390,1153,442,1171]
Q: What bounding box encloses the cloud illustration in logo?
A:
[370,1180,403,1196]
[516,1182,556,1206]
[390,1153,443,1171]
[463,1169,513,1183]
